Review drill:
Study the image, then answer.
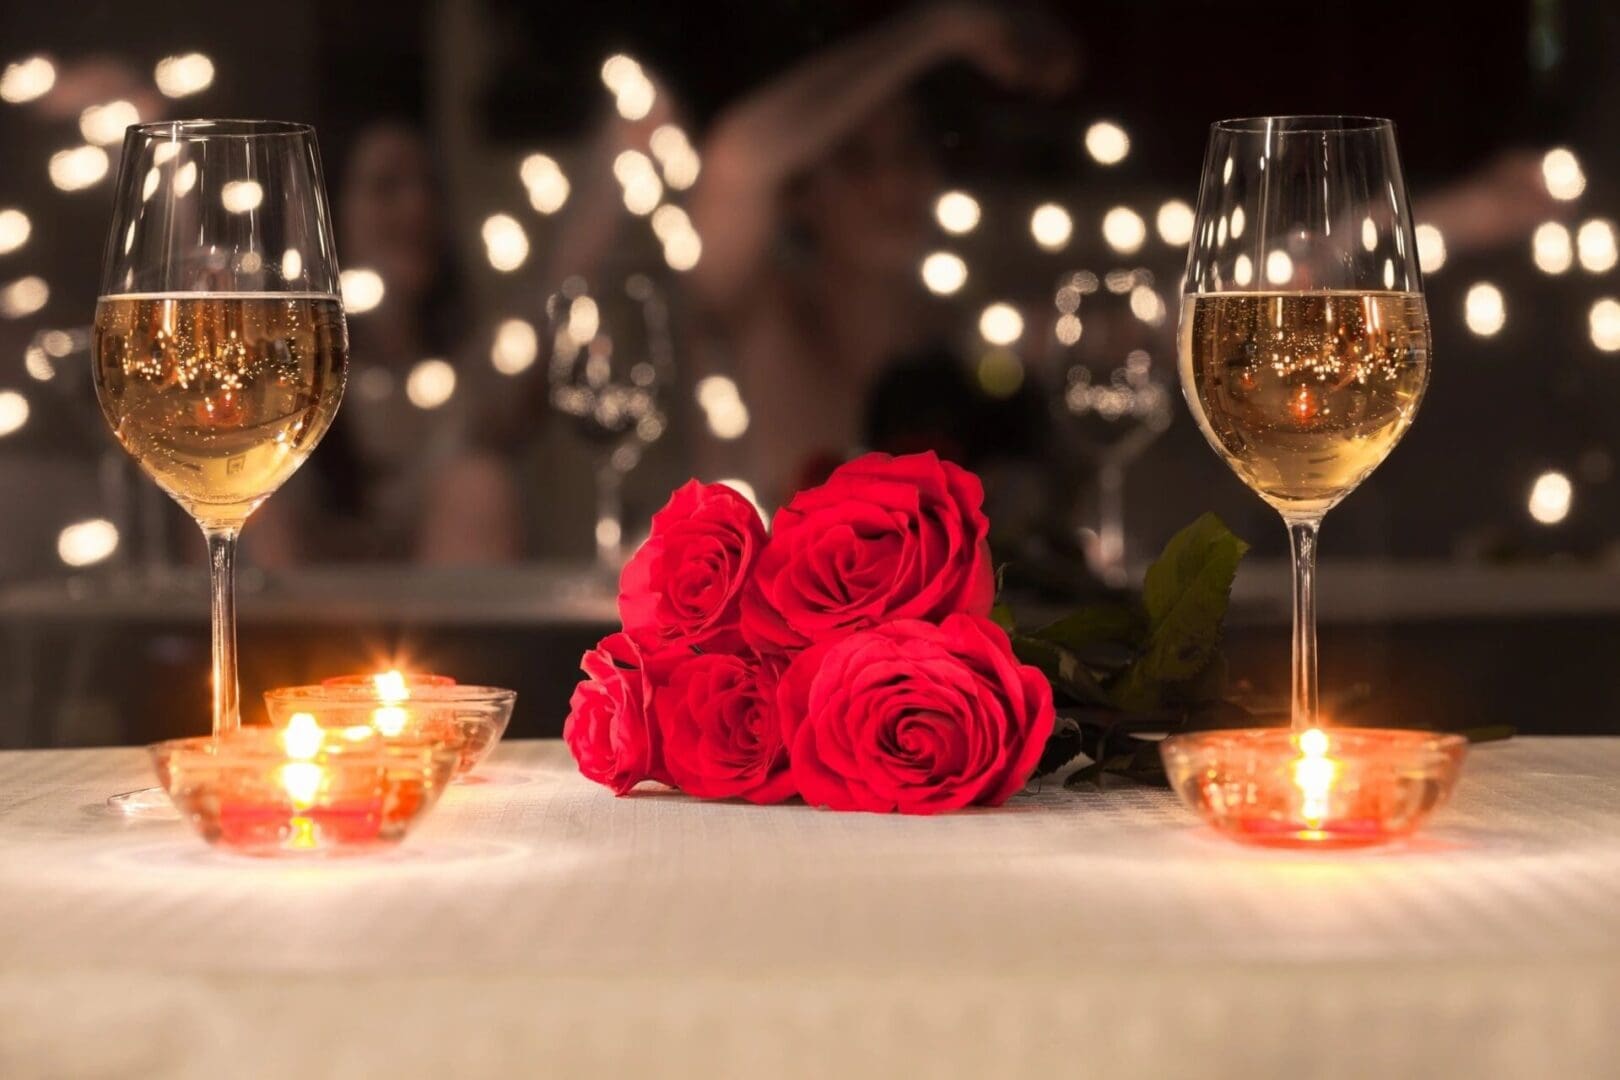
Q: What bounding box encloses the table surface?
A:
[2,739,1618,1079]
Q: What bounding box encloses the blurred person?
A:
[681,2,1075,503]
[252,121,521,565]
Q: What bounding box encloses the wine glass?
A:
[94,120,348,813]
[1179,117,1429,731]
[544,272,674,574]
[1051,268,1174,585]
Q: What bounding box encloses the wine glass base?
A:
[108,785,180,819]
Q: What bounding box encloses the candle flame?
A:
[281,712,324,760]
[278,762,324,811]
[374,669,410,703]
[1292,727,1339,830]
[372,704,409,737]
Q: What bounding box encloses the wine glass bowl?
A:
[1056,269,1174,461]
[1051,268,1175,584]
[544,272,674,570]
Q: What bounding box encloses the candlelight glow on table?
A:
[150,724,458,857]
[1159,726,1468,848]
[266,675,517,779]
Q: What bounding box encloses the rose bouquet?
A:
[564,451,1055,813]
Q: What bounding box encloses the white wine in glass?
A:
[1179,117,1430,731]
[1180,291,1428,518]
[94,121,348,814]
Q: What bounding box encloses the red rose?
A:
[778,615,1054,814]
[619,480,767,655]
[741,452,995,655]
[564,632,668,795]
[655,653,795,804]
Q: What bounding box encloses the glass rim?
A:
[126,118,316,140]
[1161,726,1468,753]
[148,731,460,761]
[1211,115,1393,134]
[264,684,517,704]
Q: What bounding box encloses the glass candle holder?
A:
[151,726,458,857]
[1159,727,1468,848]
[265,684,517,779]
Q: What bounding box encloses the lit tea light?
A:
[280,711,325,759]
[1161,726,1468,848]
[150,726,458,856]
[1291,728,1339,833]
[268,679,517,781]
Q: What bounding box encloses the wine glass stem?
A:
[203,524,241,736]
[1097,461,1127,587]
[595,460,625,572]
[1284,515,1321,732]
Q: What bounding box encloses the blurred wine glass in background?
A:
[1049,268,1174,585]
[544,273,674,574]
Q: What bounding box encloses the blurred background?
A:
[2,0,1618,747]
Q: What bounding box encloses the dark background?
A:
[1,1,1618,746]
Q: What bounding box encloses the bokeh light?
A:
[0,276,48,318]
[406,359,456,410]
[1464,282,1506,337]
[697,375,749,440]
[1576,219,1617,274]
[934,191,980,235]
[79,100,139,146]
[482,213,529,271]
[1084,121,1129,165]
[1129,284,1166,326]
[1527,470,1572,525]
[0,389,28,436]
[1415,224,1446,273]
[1156,200,1194,245]
[1029,204,1072,251]
[0,208,30,255]
[1590,298,1620,353]
[0,56,55,104]
[1532,222,1573,274]
[57,518,118,567]
[220,180,263,213]
[978,302,1024,346]
[649,124,701,190]
[491,318,538,375]
[919,251,967,295]
[339,268,385,314]
[1265,249,1294,285]
[1054,313,1082,345]
[154,53,214,97]
[48,145,109,191]
[520,153,570,214]
[1101,207,1146,254]
[1542,148,1586,201]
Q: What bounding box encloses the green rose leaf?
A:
[1112,513,1248,711]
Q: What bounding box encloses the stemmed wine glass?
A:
[94,120,348,812]
[544,272,673,574]
[1052,268,1174,585]
[1179,117,1430,731]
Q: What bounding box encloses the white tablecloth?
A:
[1,739,1617,1079]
